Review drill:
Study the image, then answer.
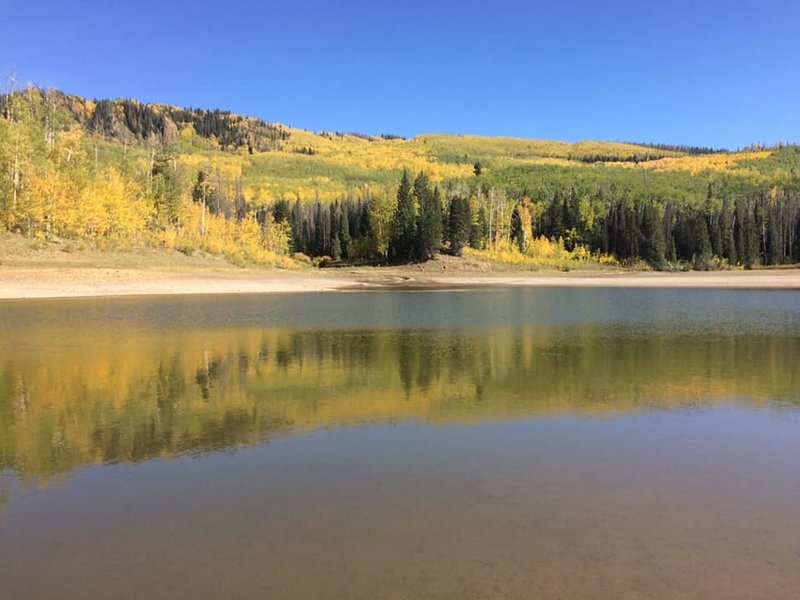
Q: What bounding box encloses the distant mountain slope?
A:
[5,86,766,205]
[15,87,692,160]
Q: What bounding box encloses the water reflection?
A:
[2,299,799,483]
[2,289,799,599]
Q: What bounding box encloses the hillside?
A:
[1,86,798,270]
[0,87,707,201]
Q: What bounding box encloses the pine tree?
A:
[389,171,416,263]
[510,205,526,253]
[416,176,442,260]
[470,204,489,249]
[720,197,737,264]
[313,203,326,256]
[339,204,351,259]
[448,196,471,256]
[735,198,759,269]
[639,201,665,269]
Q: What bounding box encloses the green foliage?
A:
[414,174,442,260]
[639,201,666,269]
[389,171,416,263]
[448,196,471,256]
[150,151,181,227]
[510,205,526,252]
[470,204,489,249]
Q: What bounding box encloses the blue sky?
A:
[3,0,798,148]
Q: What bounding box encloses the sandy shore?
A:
[2,234,798,299]
[1,266,799,299]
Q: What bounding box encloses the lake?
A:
[1,288,799,599]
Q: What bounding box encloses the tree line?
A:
[267,166,800,269]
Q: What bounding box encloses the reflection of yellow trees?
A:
[1,323,798,484]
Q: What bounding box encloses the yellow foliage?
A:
[157,202,294,267]
[84,168,151,240]
[415,135,683,162]
[466,236,616,269]
[615,151,772,174]
[51,128,87,167]
[21,170,77,237]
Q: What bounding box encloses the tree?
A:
[448,196,471,256]
[339,204,351,258]
[192,168,213,236]
[510,205,526,252]
[150,150,181,229]
[470,203,489,249]
[639,201,666,269]
[389,171,416,263]
[415,174,442,260]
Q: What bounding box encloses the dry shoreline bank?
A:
[1,266,799,299]
[2,234,799,299]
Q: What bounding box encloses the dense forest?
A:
[1,85,799,269]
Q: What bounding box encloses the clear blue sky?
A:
[3,0,798,148]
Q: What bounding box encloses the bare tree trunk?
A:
[488,190,494,248]
[12,145,19,213]
[202,183,207,237]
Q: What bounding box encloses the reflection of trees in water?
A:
[0,486,9,518]
[1,327,799,483]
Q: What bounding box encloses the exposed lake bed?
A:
[1,288,799,598]
[1,263,799,299]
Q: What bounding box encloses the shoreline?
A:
[1,266,799,299]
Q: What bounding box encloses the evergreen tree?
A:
[292,200,304,253]
[313,203,326,256]
[735,198,759,268]
[720,197,737,264]
[358,200,372,238]
[272,198,291,224]
[415,175,442,260]
[448,196,471,256]
[470,204,489,249]
[548,190,565,239]
[510,205,526,253]
[389,171,416,263]
[339,204,351,258]
[689,209,712,269]
[639,201,666,269]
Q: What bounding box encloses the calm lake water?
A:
[1,288,799,599]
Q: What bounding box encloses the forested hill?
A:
[0,88,290,153]
[1,85,799,270]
